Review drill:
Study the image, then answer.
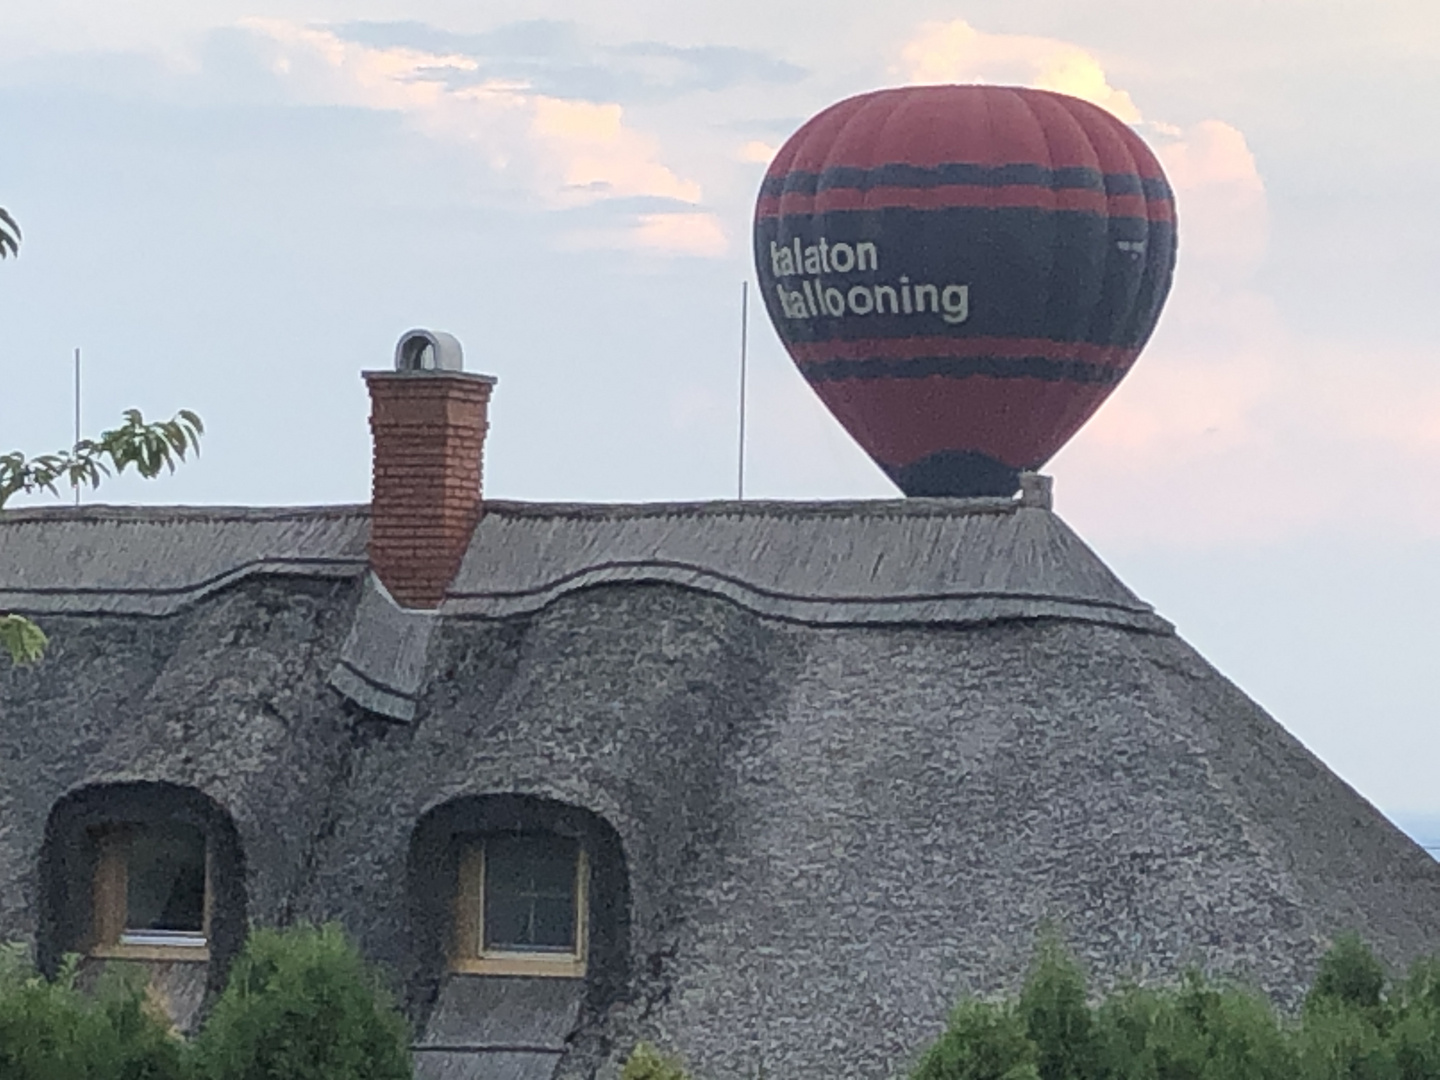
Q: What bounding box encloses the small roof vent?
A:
[395,329,464,373]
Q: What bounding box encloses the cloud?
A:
[328,19,804,104]
[236,17,716,248]
[529,96,700,203]
[630,211,728,256]
[1056,325,1440,545]
[1152,119,1268,271]
[737,139,777,164]
[900,20,1140,122]
[892,20,1408,547]
[897,21,1269,271]
[563,209,728,257]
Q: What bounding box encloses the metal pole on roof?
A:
[73,347,81,506]
[737,280,748,501]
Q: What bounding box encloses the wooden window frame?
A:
[452,837,588,978]
[89,825,212,963]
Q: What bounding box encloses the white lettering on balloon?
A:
[769,238,970,325]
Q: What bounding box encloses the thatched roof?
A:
[0,504,367,616]
[6,495,1437,1080]
[448,498,1168,631]
[2,498,1166,632]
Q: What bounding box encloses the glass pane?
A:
[483,834,577,952]
[125,825,206,934]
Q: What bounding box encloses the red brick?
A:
[364,371,495,609]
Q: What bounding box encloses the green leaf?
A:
[0,614,48,666]
[0,206,20,259]
[0,407,202,509]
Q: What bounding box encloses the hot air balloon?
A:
[753,85,1177,497]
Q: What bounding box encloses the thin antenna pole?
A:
[737,281,748,501]
[73,347,81,506]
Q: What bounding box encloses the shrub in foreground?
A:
[911,998,1039,1080]
[622,1041,693,1080]
[188,924,411,1080]
[1099,974,1296,1080]
[912,934,1440,1080]
[0,942,185,1080]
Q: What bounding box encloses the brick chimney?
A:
[363,330,496,609]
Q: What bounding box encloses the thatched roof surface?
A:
[3,495,1439,1080]
[2,497,1168,632]
[0,505,368,615]
[450,498,1167,630]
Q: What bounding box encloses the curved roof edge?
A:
[443,499,1172,634]
[440,561,1167,631]
[0,504,370,617]
[0,498,1170,635]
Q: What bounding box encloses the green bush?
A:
[1019,935,1100,1080]
[0,942,186,1080]
[622,1041,693,1080]
[914,934,1440,1080]
[188,924,411,1080]
[1309,934,1390,1018]
[1382,958,1440,1080]
[912,999,1039,1080]
[1101,973,1297,1080]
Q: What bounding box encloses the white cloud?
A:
[563,210,729,257]
[897,20,1270,271]
[1152,119,1268,272]
[891,20,1321,545]
[237,18,711,238]
[630,211,728,256]
[1056,325,1440,545]
[737,139,777,164]
[900,20,1141,122]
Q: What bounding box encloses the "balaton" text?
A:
[768,238,970,325]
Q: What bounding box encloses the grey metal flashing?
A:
[443,498,1172,633]
[328,573,437,722]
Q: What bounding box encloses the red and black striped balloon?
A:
[754,85,1177,497]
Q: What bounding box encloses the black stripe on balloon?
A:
[760,164,1172,201]
[801,354,1128,386]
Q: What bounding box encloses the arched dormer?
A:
[38,782,247,1008]
[406,794,631,1070]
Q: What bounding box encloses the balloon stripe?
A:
[785,337,1139,366]
[759,164,1172,200]
[757,189,1168,220]
[801,355,1128,385]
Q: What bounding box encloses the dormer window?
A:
[453,833,588,977]
[91,822,210,960]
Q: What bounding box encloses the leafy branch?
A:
[0,409,204,510]
[0,207,18,259]
[2,409,204,666]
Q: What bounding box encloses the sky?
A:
[2,2,1438,837]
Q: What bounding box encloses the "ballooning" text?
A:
[768,238,970,325]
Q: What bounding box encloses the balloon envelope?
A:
[753,85,1177,497]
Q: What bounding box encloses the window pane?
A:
[125,825,206,934]
[483,834,577,952]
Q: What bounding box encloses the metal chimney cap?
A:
[395,329,464,373]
